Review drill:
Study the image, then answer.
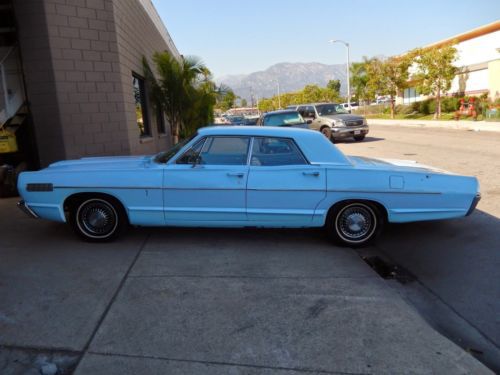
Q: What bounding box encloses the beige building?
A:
[399,21,500,104]
[1,0,180,168]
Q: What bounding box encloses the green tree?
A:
[258,98,276,112]
[241,98,248,107]
[257,83,342,112]
[366,56,412,118]
[217,89,236,111]
[143,53,220,143]
[413,43,458,119]
[302,84,323,103]
[326,79,341,95]
[350,57,373,109]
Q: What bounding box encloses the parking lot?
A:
[1,124,498,374]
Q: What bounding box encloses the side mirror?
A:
[190,155,202,167]
[306,119,312,124]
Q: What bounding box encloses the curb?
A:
[367,119,500,133]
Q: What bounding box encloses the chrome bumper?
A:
[17,200,39,219]
[332,125,369,136]
[466,193,481,216]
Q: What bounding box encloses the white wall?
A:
[402,29,500,103]
[455,31,500,67]
[450,68,489,94]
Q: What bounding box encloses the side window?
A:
[305,106,315,118]
[176,138,205,164]
[297,106,305,117]
[250,137,307,166]
[200,136,250,165]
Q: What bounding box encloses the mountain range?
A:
[215,62,347,103]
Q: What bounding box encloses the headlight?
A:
[362,118,367,125]
[334,120,345,127]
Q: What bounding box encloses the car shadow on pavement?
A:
[335,136,385,144]
[375,209,500,372]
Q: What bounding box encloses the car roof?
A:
[263,109,299,116]
[294,102,340,106]
[198,125,308,136]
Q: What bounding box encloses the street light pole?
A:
[275,79,281,109]
[328,39,351,110]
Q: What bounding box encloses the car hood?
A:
[47,155,152,170]
[348,156,452,174]
[322,114,365,121]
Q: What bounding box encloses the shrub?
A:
[441,97,460,113]
[429,100,436,114]
[412,99,433,115]
[395,104,413,115]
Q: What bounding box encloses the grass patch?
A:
[366,113,472,121]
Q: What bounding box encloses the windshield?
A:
[154,133,197,163]
[263,112,305,126]
[316,104,349,115]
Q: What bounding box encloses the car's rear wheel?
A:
[320,126,332,140]
[354,135,365,141]
[326,201,383,247]
[70,197,126,242]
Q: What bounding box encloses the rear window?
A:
[263,112,304,126]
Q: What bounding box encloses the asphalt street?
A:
[0,124,498,374]
[337,124,500,371]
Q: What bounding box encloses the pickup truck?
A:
[290,103,369,142]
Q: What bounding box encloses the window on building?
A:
[403,87,418,104]
[156,106,166,134]
[132,73,150,136]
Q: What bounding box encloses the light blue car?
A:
[17,126,480,247]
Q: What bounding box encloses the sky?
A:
[152,0,500,78]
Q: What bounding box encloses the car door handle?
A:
[227,172,245,178]
[303,171,320,176]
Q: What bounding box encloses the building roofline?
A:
[138,0,181,59]
[423,20,500,49]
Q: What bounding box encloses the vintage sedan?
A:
[17,127,480,246]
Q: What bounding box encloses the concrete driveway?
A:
[0,124,497,374]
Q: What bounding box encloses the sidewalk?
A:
[368,118,500,132]
[0,197,493,374]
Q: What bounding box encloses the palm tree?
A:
[143,53,219,143]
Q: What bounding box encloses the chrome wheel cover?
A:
[335,204,376,243]
[76,199,118,239]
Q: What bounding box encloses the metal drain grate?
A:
[362,256,416,284]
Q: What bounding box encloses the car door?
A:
[247,136,326,224]
[301,105,319,130]
[163,136,250,223]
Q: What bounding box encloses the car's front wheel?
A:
[320,126,332,140]
[70,196,127,241]
[326,201,383,247]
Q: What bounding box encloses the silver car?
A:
[293,103,369,142]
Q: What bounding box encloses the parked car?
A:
[257,109,309,128]
[376,96,395,105]
[242,115,259,125]
[291,103,369,142]
[17,126,480,247]
[226,115,246,125]
[341,102,359,112]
